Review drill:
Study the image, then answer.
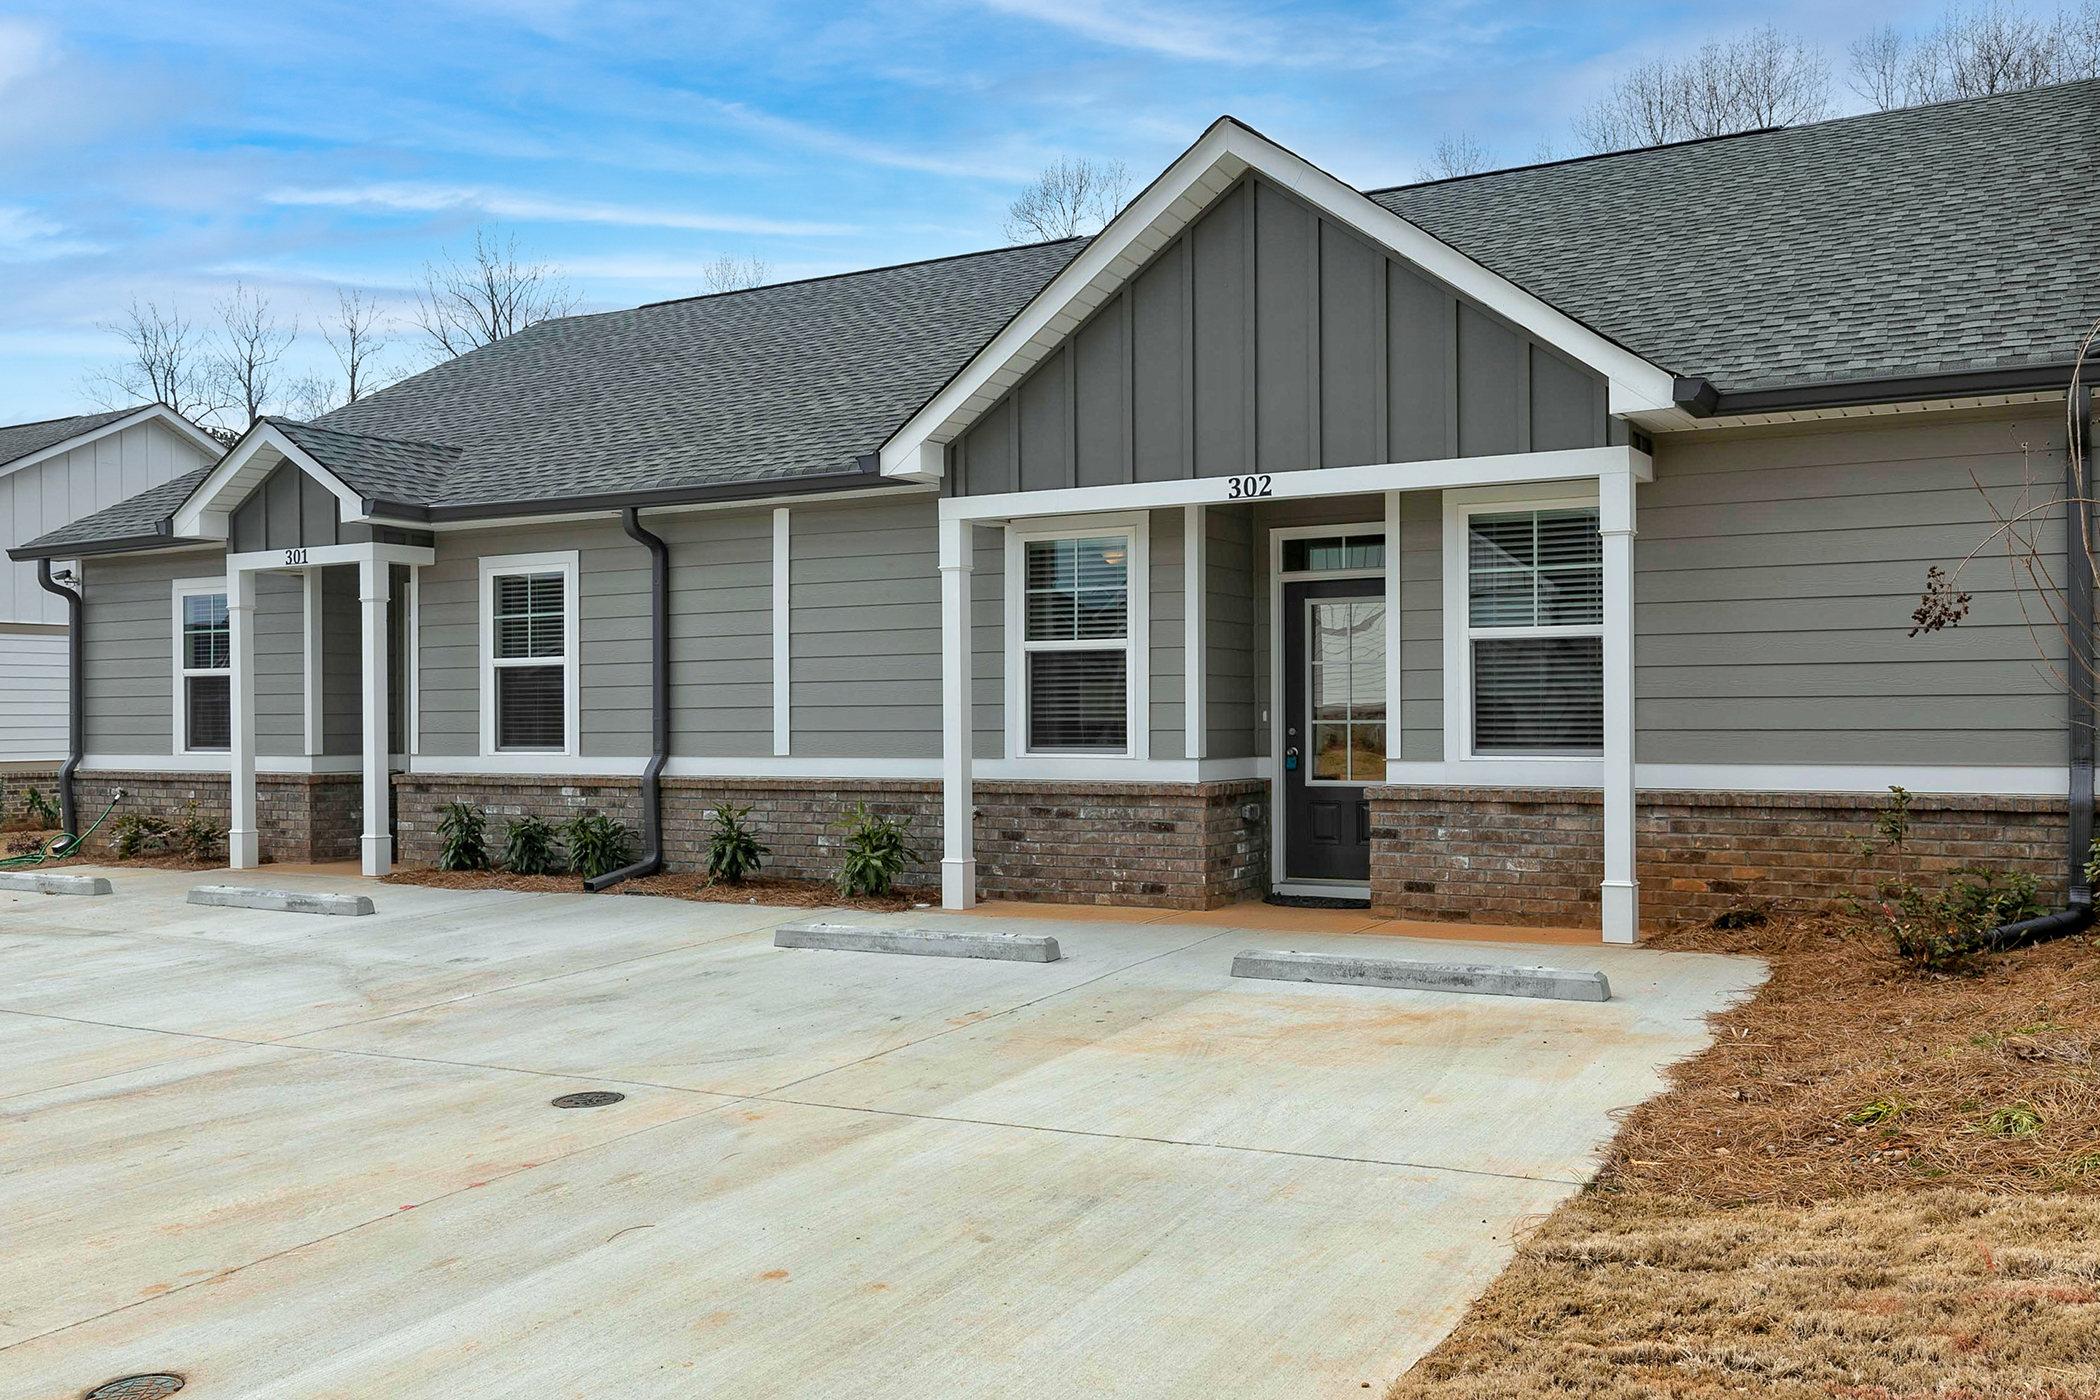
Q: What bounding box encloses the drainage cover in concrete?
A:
[551,1091,626,1109]
[84,1377,184,1400]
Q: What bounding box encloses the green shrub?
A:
[835,801,922,898]
[113,813,174,859]
[435,802,490,871]
[707,803,768,884]
[563,812,634,881]
[18,785,60,830]
[502,815,564,875]
[1881,867,2045,970]
[173,803,225,863]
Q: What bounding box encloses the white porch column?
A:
[359,555,393,877]
[226,567,259,869]
[939,514,976,909]
[1183,504,1206,761]
[1599,463,1640,944]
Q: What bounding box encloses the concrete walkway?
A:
[0,868,1763,1399]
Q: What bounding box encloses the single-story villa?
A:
[14,80,2100,942]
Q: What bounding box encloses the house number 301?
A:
[1224,474,1274,499]
[283,548,309,565]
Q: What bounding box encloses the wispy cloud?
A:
[0,204,97,260]
[975,0,1410,67]
[262,183,857,237]
[694,99,1037,181]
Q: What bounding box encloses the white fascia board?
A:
[880,117,1679,481]
[169,423,372,539]
[0,404,224,483]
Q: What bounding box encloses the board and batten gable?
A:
[950,177,1609,496]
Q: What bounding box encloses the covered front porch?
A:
[933,443,1648,944]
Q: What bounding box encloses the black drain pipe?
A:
[584,507,669,892]
[35,559,81,838]
[1979,379,2097,951]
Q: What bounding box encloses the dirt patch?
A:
[1388,918,2100,1400]
[382,866,919,913]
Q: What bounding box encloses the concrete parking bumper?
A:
[774,921,1061,962]
[1232,948,1611,1001]
[187,885,375,917]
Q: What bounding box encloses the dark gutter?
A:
[35,559,81,838]
[7,527,215,563]
[583,507,671,893]
[1678,363,2079,419]
[362,459,894,525]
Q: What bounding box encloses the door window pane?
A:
[1283,535,1385,573]
[1305,599,1386,780]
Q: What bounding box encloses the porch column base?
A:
[1600,879,1639,945]
[228,828,259,870]
[941,857,977,911]
[361,833,393,878]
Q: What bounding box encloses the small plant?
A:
[835,801,923,898]
[113,813,174,859]
[1973,1102,2045,1137]
[1856,785,1913,859]
[1846,1096,1910,1126]
[707,804,768,884]
[18,785,60,830]
[173,803,225,863]
[435,802,490,871]
[501,814,564,875]
[563,811,634,881]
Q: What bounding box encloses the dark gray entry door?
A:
[1282,579,1387,883]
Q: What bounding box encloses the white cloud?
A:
[262,183,857,237]
[0,16,54,94]
[0,204,98,261]
[974,0,1414,67]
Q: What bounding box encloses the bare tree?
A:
[282,371,340,421]
[412,225,578,363]
[1416,132,1496,181]
[83,298,226,421]
[700,253,772,294]
[1002,156,1132,243]
[208,281,298,431]
[1852,1,2100,109]
[322,287,393,405]
[1574,26,1830,153]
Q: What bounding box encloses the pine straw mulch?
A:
[381,865,918,913]
[1389,916,2100,1400]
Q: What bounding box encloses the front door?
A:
[1282,580,1386,884]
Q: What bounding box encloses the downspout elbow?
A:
[584,507,670,891]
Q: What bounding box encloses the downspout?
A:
[35,558,81,838]
[583,507,669,891]
[1977,378,2097,951]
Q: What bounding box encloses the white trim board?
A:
[880,116,1681,482]
[172,421,377,540]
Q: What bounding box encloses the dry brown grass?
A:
[1389,919,2100,1399]
[383,866,917,912]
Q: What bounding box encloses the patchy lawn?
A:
[1390,918,2100,1400]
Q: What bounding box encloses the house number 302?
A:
[1224,474,1274,500]
[283,548,309,565]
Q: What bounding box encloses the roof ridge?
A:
[270,416,463,455]
[0,405,139,433]
[630,235,1090,313]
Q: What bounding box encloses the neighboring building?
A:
[0,405,223,763]
[13,82,2100,940]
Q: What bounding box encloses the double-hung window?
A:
[1465,506,1603,755]
[480,552,579,755]
[1020,531,1134,754]
[175,581,231,752]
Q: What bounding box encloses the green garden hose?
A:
[0,788,124,870]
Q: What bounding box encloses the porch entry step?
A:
[187,885,376,917]
[0,872,113,897]
[773,922,1062,963]
[1231,949,1610,1002]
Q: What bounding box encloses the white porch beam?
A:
[359,556,393,877]
[226,568,259,869]
[1183,504,1206,761]
[939,516,976,909]
[1599,462,1640,944]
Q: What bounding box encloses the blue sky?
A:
[0,0,1949,424]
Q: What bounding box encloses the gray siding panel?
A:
[1255,179,1316,474]
[1018,347,1072,492]
[1319,222,1384,468]
[1398,490,1444,761]
[972,526,1005,760]
[1131,243,1187,482]
[1074,304,1129,488]
[1206,506,1258,759]
[1456,304,1522,457]
[1388,267,1454,463]
[80,551,222,755]
[321,565,362,755]
[1530,345,1604,452]
[1150,508,1185,757]
[791,497,940,759]
[1192,181,1251,479]
[253,571,303,758]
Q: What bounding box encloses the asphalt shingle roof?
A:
[268,417,463,503]
[16,463,217,554]
[309,238,1087,508]
[1370,79,2100,393]
[0,407,143,472]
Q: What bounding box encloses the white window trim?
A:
[478,550,581,758]
[1443,482,1605,769]
[1003,511,1149,761]
[171,575,231,755]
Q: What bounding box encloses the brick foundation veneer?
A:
[391,774,1270,910]
[62,771,364,863]
[1368,785,2078,929]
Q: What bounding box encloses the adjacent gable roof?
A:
[7,463,218,558]
[0,403,224,481]
[1373,78,2100,396]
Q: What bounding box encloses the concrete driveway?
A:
[1,868,1762,1399]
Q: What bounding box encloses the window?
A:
[175,582,230,752]
[480,553,579,755]
[1282,534,1384,573]
[1465,507,1602,754]
[1022,533,1132,753]
[1308,599,1387,781]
